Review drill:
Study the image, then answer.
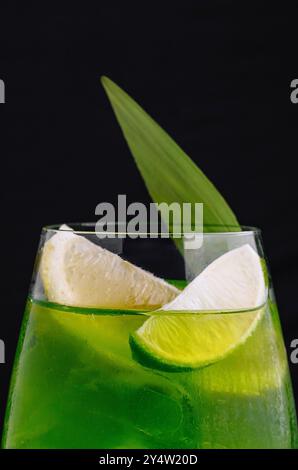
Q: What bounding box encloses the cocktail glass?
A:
[2,224,297,449]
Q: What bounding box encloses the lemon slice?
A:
[40,226,179,309]
[130,245,267,370]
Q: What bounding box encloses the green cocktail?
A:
[2,225,297,449]
[2,295,297,449]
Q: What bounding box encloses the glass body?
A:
[2,224,298,449]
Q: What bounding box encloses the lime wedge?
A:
[130,309,264,370]
[130,245,267,370]
[40,226,179,309]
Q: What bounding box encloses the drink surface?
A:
[2,292,298,449]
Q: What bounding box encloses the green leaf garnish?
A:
[101,76,240,232]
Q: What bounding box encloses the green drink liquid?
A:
[2,291,298,448]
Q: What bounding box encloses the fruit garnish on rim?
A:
[40,225,179,309]
[130,245,267,371]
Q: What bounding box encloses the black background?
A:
[1,2,298,442]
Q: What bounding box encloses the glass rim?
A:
[31,297,267,316]
[42,222,261,237]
